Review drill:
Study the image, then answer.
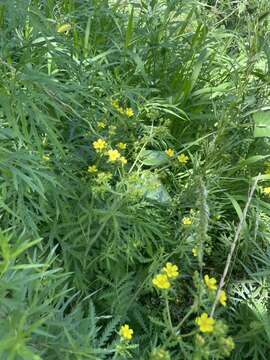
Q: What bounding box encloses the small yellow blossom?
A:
[162,262,179,278]
[119,324,134,340]
[152,274,171,289]
[107,149,120,162]
[125,107,134,117]
[97,121,106,128]
[196,313,215,333]
[182,217,192,225]
[120,156,128,165]
[57,23,72,33]
[178,153,189,164]
[88,165,97,173]
[42,155,50,161]
[165,148,174,157]
[111,99,120,108]
[263,187,270,195]
[204,274,217,290]
[219,290,227,306]
[192,247,198,257]
[93,138,107,151]
[117,142,127,150]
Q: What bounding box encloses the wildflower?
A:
[117,142,127,150]
[165,148,174,157]
[262,187,270,195]
[97,121,106,128]
[107,149,120,162]
[88,165,97,173]
[57,23,72,33]
[196,313,215,333]
[119,324,134,340]
[120,156,127,164]
[152,274,171,289]
[125,107,134,117]
[178,153,189,164]
[162,262,179,278]
[42,155,50,161]
[111,99,120,109]
[192,247,198,257]
[182,217,192,225]
[204,274,217,290]
[93,138,107,151]
[219,290,227,306]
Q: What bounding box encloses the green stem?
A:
[165,296,173,333]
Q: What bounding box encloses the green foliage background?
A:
[1,0,270,359]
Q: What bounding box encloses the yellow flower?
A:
[120,156,127,164]
[196,313,215,333]
[152,274,171,289]
[111,99,120,109]
[192,247,198,257]
[178,153,189,164]
[42,155,50,161]
[119,324,134,340]
[204,274,217,290]
[97,121,106,128]
[88,165,97,173]
[263,187,270,195]
[57,23,72,33]
[162,262,179,278]
[165,148,174,157]
[219,290,227,306]
[93,138,107,151]
[125,107,134,117]
[117,142,127,150]
[107,149,120,162]
[182,217,192,225]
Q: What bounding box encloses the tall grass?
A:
[1,0,270,359]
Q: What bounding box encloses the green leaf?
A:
[254,111,270,137]
[140,150,168,166]
[125,6,134,49]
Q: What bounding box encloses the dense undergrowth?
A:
[1,0,270,359]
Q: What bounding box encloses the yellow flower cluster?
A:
[107,149,127,164]
[92,139,127,165]
[164,149,189,163]
[111,99,134,117]
[152,262,179,289]
[204,274,227,306]
[119,324,134,340]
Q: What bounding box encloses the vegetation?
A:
[1,0,270,359]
